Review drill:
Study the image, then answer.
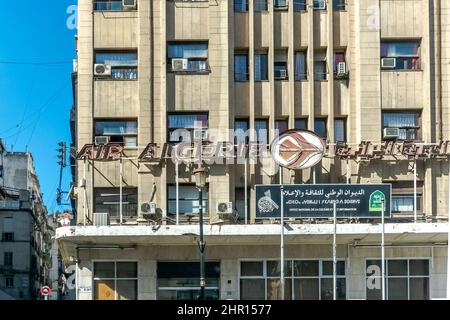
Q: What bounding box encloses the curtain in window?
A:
[168,44,208,58]
[254,54,268,81]
[234,0,247,12]
[392,196,414,212]
[294,52,307,80]
[95,52,138,66]
[254,0,268,11]
[168,114,208,129]
[334,119,345,142]
[235,55,248,81]
[382,113,417,127]
[255,120,268,142]
[95,121,138,135]
[381,42,419,57]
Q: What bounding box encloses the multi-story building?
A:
[0,141,52,300]
[57,0,450,300]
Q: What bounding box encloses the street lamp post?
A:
[194,165,207,300]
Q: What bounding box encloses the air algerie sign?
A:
[255,184,392,219]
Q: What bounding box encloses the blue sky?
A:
[0,1,76,213]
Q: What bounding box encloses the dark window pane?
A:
[294,278,319,300]
[334,119,346,142]
[94,262,115,278]
[157,262,220,278]
[388,260,408,276]
[116,280,137,300]
[322,261,346,276]
[267,261,292,277]
[116,262,138,278]
[235,54,249,81]
[314,119,327,138]
[321,278,346,300]
[234,0,248,12]
[294,52,307,80]
[409,260,429,276]
[410,278,429,300]
[293,261,319,277]
[241,261,263,277]
[388,278,408,300]
[255,54,268,81]
[294,0,307,11]
[295,119,307,130]
[240,279,265,299]
[333,0,346,10]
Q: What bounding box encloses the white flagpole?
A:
[333,201,337,300]
[119,157,123,225]
[176,161,179,225]
[280,183,285,300]
[83,159,87,226]
[447,158,450,299]
[244,157,248,224]
[381,200,386,300]
[414,159,417,223]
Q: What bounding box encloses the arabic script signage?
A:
[255,184,391,219]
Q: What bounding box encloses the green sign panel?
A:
[369,190,386,212]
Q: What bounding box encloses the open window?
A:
[382,112,421,141]
[168,42,209,73]
[381,41,421,70]
[274,51,288,80]
[95,51,138,80]
[94,120,138,147]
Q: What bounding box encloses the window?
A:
[381,41,421,70]
[294,52,307,80]
[255,119,269,144]
[5,277,14,288]
[158,262,220,300]
[94,120,138,148]
[235,53,249,81]
[167,185,209,216]
[234,0,248,12]
[366,259,429,300]
[334,52,346,75]
[93,188,138,218]
[389,181,423,213]
[313,0,327,10]
[254,53,268,81]
[235,119,249,144]
[94,0,135,11]
[95,51,138,80]
[93,262,138,300]
[2,217,13,241]
[294,0,307,11]
[314,60,327,80]
[382,112,421,140]
[235,187,248,222]
[295,118,308,130]
[168,43,209,72]
[4,252,13,266]
[254,0,268,11]
[274,0,288,10]
[333,0,346,10]
[314,118,327,139]
[167,113,208,142]
[334,118,346,142]
[240,260,346,300]
[275,120,288,135]
[274,62,288,80]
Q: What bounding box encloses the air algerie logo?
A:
[271,130,326,170]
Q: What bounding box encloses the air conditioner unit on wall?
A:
[172,58,189,71]
[140,202,156,215]
[94,64,112,77]
[275,69,288,80]
[94,136,110,145]
[193,129,208,141]
[381,58,396,69]
[216,202,233,215]
[122,0,137,9]
[383,127,400,139]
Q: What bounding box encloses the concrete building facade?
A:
[58,0,450,300]
[0,144,52,300]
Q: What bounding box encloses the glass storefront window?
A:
[93,261,138,300]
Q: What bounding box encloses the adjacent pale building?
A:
[57,0,450,300]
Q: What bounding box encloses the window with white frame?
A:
[366,259,429,300]
[157,262,220,300]
[95,51,138,80]
[168,42,209,73]
[93,262,138,300]
[240,260,346,300]
[167,184,209,216]
[94,120,138,148]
